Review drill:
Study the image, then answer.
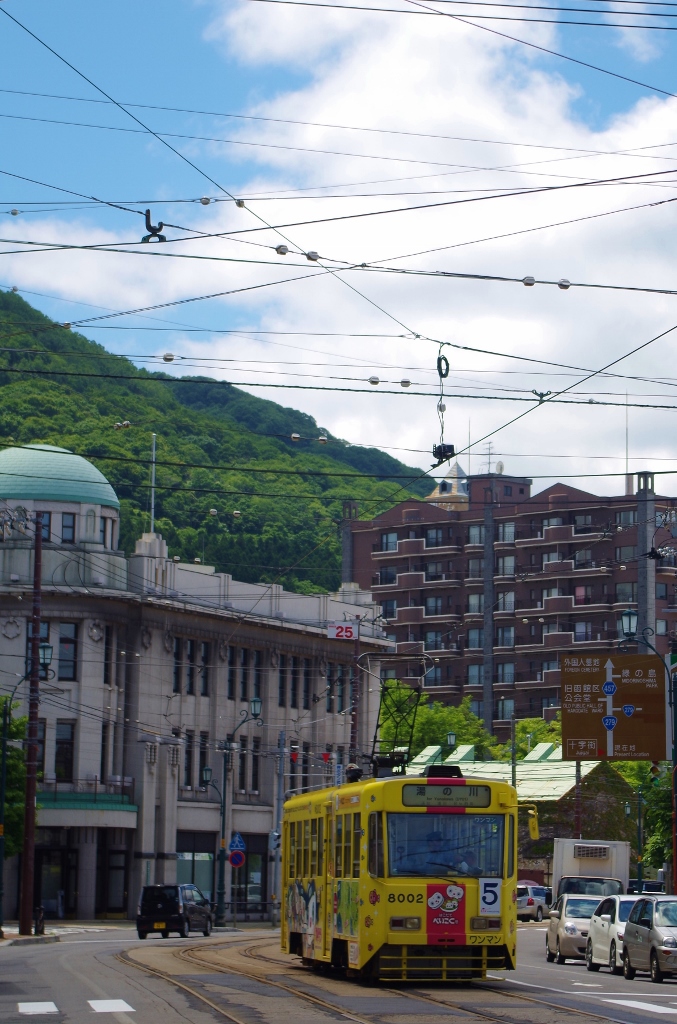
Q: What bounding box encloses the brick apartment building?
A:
[344,466,677,737]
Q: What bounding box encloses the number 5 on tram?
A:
[281,767,518,981]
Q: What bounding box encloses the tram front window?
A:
[387,813,504,877]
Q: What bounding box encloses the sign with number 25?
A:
[327,622,356,640]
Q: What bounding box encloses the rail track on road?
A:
[117,936,633,1024]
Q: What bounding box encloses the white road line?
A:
[88,1001,134,1013]
[572,983,602,987]
[18,1004,59,1015]
[604,1001,677,1014]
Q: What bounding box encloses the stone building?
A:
[0,445,386,920]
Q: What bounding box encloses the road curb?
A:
[7,934,61,946]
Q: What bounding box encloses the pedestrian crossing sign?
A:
[229,831,246,852]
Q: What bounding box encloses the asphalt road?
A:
[4,923,677,1024]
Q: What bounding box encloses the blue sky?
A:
[2,0,677,486]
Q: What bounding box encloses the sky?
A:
[2,0,677,497]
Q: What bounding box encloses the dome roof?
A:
[0,444,119,509]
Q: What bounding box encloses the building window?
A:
[468,524,484,545]
[103,626,113,687]
[574,585,592,605]
[41,512,51,542]
[381,531,397,552]
[55,721,75,782]
[470,699,483,718]
[240,648,249,701]
[173,638,182,694]
[238,738,247,791]
[503,485,513,497]
[425,561,443,581]
[496,698,515,720]
[99,517,106,545]
[542,551,562,566]
[253,650,262,700]
[228,646,236,700]
[543,516,563,528]
[467,592,483,614]
[496,662,515,684]
[425,596,442,616]
[467,628,484,649]
[467,663,483,686]
[497,522,515,543]
[186,639,196,695]
[61,512,75,543]
[302,659,311,710]
[278,654,286,707]
[252,736,261,792]
[425,527,443,548]
[58,623,78,681]
[496,555,516,576]
[496,591,514,612]
[657,583,668,600]
[542,586,561,602]
[290,656,299,709]
[657,620,668,635]
[496,626,515,648]
[574,621,593,642]
[184,732,194,788]
[27,621,50,679]
[574,548,592,567]
[424,665,442,686]
[199,733,209,787]
[379,566,397,584]
[424,630,443,650]
[615,582,637,603]
[336,665,346,713]
[326,663,334,713]
[615,546,637,562]
[542,694,559,709]
[200,642,210,697]
[574,514,592,532]
[37,719,46,776]
[301,743,310,793]
[616,509,637,526]
[381,599,397,619]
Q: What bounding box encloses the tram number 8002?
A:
[388,893,424,903]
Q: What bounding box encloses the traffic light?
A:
[269,830,281,852]
[527,807,540,840]
[650,761,661,787]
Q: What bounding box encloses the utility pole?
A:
[272,730,285,926]
[19,511,43,935]
[349,617,361,763]
[510,714,516,788]
[575,760,582,839]
[150,433,157,533]
[0,700,8,939]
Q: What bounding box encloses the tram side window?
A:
[507,814,514,878]
[352,813,361,878]
[311,819,318,877]
[343,813,352,879]
[335,816,343,877]
[289,822,296,879]
[303,819,310,877]
[368,812,384,877]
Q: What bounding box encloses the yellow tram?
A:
[281,767,518,981]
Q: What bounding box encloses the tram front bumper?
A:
[376,943,512,981]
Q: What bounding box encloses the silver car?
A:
[517,884,549,922]
[546,895,600,963]
[623,895,677,983]
[586,895,638,974]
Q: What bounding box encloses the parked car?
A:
[585,895,638,974]
[546,894,600,963]
[623,895,677,983]
[136,883,213,939]
[517,884,549,922]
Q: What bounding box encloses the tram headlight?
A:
[390,916,421,930]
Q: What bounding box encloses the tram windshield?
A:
[387,813,504,877]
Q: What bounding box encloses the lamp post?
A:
[620,608,676,893]
[446,731,456,759]
[2,642,52,938]
[202,697,263,928]
[625,790,645,894]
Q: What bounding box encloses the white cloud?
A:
[3,2,677,496]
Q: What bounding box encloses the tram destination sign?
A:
[402,784,491,807]
[561,653,668,761]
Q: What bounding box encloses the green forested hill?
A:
[0,291,428,592]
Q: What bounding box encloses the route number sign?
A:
[561,653,668,761]
[327,621,357,640]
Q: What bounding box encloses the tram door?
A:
[323,804,332,958]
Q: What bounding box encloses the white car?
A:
[586,895,639,974]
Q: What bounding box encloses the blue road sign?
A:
[602,682,617,696]
[229,850,245,868]
[229,832,247,852]
[623,704,636,717]
[602,716,618,731]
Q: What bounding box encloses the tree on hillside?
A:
[612,760,672,870]
[0,697,27,857]
[378,683,495,760]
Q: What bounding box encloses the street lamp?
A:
[447,731,456,752]
[621,608,639,639]
[203,696,264,928]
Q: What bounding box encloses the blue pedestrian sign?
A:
[229,832,247,852]
[602,715,618,731]
[602,681,617,696]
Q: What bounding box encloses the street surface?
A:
[4,922,677,1024]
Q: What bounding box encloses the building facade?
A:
[347,466,677,736]
[1,445,386,920]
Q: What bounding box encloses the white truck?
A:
[552,838,631,899]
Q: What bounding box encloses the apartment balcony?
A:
[37,777,137,828]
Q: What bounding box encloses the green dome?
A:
[0,444,119,509]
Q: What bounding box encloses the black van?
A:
[136,884,213,939]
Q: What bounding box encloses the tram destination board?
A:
[561,653,668,761]
[402,783,492,807]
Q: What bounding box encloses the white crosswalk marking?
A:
[18,1004,59,1015]
[88,1001,135,1013]
[605,1000,677,1014]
